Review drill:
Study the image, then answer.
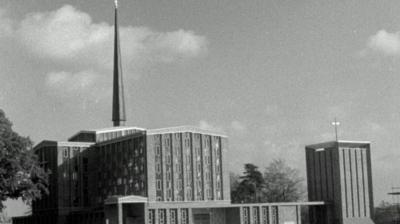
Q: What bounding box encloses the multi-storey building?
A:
[15,126,336,224]
[306,141,375,224]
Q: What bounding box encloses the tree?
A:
[230,172,240,201]
[263,159,304,202]
[0,109,48,210]
[231,164,264,203]
[231,160,304,203]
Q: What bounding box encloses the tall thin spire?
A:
[112,0,126,126]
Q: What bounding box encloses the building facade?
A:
[13,127,376,224]
[306,141,375,224]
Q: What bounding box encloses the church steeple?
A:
[112,0,126,126]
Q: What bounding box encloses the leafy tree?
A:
[263,159,304,202]
[231,164,264,203]
[230,172,240,200]
[0,109,48,210]
[231,160,304,203]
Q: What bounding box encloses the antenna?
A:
[331,118,340,141]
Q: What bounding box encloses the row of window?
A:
[154,137,224,202]
[155,134,222,150]
[62,147,84,158]
[242,207,277,224]
[148,209,188,224]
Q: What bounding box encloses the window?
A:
[178,180,182,190]
[148,210,155,224]
[243,207,250,224]
[262,207,269,224]
[206,172,211,181]
[156,180,162,190]
[140,164,144,172]
[170,209,177,224]
[167,189,172,199]
[187,188,192,200]
[167,155,171,164]
[63,148,69,158]
[134,165,139,174]
[156,163,161,174]
[156,146,161,155]
[253,207,260,224]
[123,168,128,175]
[181,209,188,224]
[159,210,166,224]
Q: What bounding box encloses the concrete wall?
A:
[147,131,228,203]
[306,141,375,224]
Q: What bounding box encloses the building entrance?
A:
[193,214,210,224]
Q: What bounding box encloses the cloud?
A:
[198,120,224,133]
[3,5,207,98]
[366,30,400,56]
[230,120,247,132]
[17,5,207,67]
[46,70,97,92]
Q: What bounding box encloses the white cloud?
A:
[45,70,99,98]
[367,30,400,56]
[17,5,206,66]
[3,5,207,97]
[230,120,247,132]
[198,120,224,132]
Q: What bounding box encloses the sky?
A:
[2,0,400,217]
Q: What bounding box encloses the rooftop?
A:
[306,140,371,149]
[147,126,227,137]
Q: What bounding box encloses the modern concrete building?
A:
[12,1,376,224]
[14,126,331,224]
[306,141,375,224]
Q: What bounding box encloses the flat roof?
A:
[68,126,146,141]
[147,126,227,137]
[34,140,94,151]
[306,140,371,149]
[104,195,148,205]
[147,201,328,209]
[90,126,146,134]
